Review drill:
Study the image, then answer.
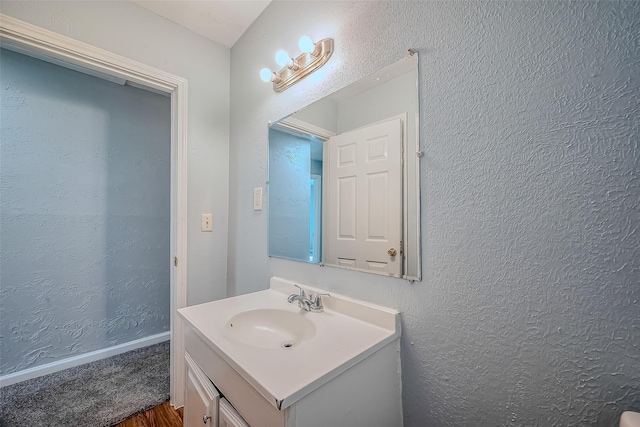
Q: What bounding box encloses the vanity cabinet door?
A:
[219,398,250,427]
[185,353,220,427]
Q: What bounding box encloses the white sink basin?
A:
[225,308,316,349]
[178,277,400,410]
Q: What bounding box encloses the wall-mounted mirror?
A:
[268,53,421,280]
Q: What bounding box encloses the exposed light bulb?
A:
[275,50,291,67]
[298,36,315,54]
[260,68,273,83]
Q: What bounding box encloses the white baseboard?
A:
[0,331,170,388]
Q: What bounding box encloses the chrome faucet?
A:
[287,284,329,312]
[287,285,312,310]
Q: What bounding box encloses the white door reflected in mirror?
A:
[325,118,402,276]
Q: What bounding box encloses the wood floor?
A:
[113,401,183,427]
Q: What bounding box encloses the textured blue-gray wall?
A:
[0,0,232,308]
[229,2,640,425]
[268,128,311,262]
[0,49,171,375]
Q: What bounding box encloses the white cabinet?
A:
[178,278,403,427]
[183,325,403,427]
[184,353,220,427]
[185,352,251,427]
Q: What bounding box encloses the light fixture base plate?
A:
[272,38,334,93]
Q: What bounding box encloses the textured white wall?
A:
[229,2,640,425]
[0,1,231,306]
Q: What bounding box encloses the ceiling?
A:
[132,0,271,48]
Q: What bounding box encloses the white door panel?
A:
[366,172,389,239]
[325,118,403,276]
[338,142,357,165]
[337,257,356,267]
[337,176,357,239]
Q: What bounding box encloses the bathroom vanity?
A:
[177,277,403,427]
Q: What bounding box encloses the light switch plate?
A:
[201,214,213,231]
[253,188,263,211]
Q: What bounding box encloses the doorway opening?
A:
[0,14,188,407]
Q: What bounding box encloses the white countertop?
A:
[177,277,401,410]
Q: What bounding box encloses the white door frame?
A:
[310,173,322,263]
[0,14,188,407]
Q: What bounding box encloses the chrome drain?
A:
[281,341,294,349]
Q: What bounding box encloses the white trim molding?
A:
[0,14,188,407]
[0,332,171,388]
[274,116,336,141]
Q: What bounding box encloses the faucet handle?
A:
[294,284,307,298]
[312,293,330,311]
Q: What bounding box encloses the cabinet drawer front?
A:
[185,327,288,427]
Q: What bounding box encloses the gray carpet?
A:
[0,341,170,427]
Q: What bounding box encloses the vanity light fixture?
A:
[260,36,334,93]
